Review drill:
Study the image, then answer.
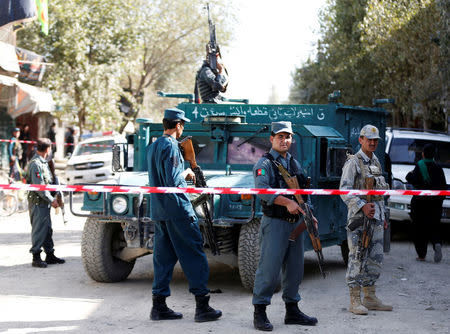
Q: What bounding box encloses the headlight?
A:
[86,191,101,201]
[112,196,128,214]
[392,179,406,190]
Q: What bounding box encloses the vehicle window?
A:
[227,136,298,165]
[74,140,115,156]
[389,138,450,167]
[192,136,215,164]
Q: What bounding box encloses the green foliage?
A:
[17,0,234,133]
[290,0,447,130]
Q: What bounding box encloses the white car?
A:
[65,135,126,184]
[385,128,450,223]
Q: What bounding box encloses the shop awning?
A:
[8,81,55,119]
[0,41,20,74]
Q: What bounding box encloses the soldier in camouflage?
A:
[340,125,393,315]
[27,138,65,268]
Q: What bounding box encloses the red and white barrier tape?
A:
[0,139,112,147]
[0,183,448,196]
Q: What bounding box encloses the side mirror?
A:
[112,145,122,172]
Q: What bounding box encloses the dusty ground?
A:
[0,195,449,334]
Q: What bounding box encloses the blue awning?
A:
[0,0,36,28]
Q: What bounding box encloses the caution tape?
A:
[0,183,448,196]
[0,139,112,147]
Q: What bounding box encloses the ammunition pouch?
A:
[262,198,300,223]
[27,192,46,205]
[347,218,364,232]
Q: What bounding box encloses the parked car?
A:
[385,128,450,224]
[65,135,126,184]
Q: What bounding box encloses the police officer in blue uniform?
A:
[27,138,65,268]
[147,108,222,322]
[252,121,318,331]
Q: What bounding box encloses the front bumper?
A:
[388,195,450,223]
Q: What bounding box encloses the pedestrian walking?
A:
[406,143,446,263]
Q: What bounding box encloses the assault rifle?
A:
[276,163,326,278]
[275,164,326,278]
[348,177,375,272]
[179,136,220,255]
[48,159,68,225]
[206,3,219,73]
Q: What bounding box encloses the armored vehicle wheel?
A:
[238,219,282,291]
[238,219,261,290]
[82,218,135,282]
[340,240,349,266]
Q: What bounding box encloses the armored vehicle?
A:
[71,91,390,290]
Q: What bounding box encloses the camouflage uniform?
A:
[340,149,389,288]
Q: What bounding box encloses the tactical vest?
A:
[260,152,308,223]
[347,152,389,201]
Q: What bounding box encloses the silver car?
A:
[385,128,450,224]
[65,135,126,184]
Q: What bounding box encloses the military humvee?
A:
[71,91,390,290]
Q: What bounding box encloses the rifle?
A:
[275,163,326,278]
[355,177,375,272]
[179,136,220,255]
[48,159,68,225]
[206,3,219,73]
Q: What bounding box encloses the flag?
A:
[35,0,48,35]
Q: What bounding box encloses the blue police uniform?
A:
[147,130,209,297]
[252,148,306,305]
[28,154,55,255]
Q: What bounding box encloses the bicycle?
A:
[0,171,28,217]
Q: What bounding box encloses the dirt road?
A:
[0,197,449,333]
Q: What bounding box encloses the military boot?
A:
[45,251,65,264]
[194,295,222,322]
[284,302,318,326]
[32,252,47,268]
[349,287,368,315]
[362,286,393,311]
[150,295,183,320]
[253,304,273,331]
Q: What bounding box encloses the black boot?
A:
[284,302,318,326]
[253,304,273,331]
[32,252,47,268]
[45,251,65,264]
[150,295,183,320]
[194,295,222,322]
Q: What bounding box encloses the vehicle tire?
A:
[0,193,18,217]
[238,219,261,291]
[81,218,135,282]
[340,240,349,267]
[238,219,281,292]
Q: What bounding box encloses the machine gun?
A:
[48,159,68,225]
[179,136,220,255]
[276,164,326,278]
[206,3,219,73]
[350,177,376,272]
